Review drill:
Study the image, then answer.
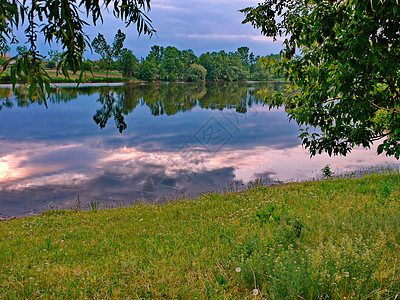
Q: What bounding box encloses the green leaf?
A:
[377,144,385,155]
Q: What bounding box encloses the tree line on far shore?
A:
[36,30,278,82]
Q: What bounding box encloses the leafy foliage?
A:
[198,51,249,81]
[242,0,400,158]
[186,63,207,82]
[0,43,9,57]
[117,48,139,78]
[321,165,334,180]
[8,46,52,103]
[0,0,154,100]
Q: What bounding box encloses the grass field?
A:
[46,70,124,79]
[1,172,399,299]
[0,69,130,84]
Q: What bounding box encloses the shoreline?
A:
[0,79,285,88]
[1,168,397,222]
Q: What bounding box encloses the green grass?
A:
[0,70,130,84]
[1,172,400,299]
[49,76,130,84]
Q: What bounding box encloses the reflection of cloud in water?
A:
[1,137,399,217]
[234,143,399,182]
[0,142,98,185]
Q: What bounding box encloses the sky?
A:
[10,0,283,59]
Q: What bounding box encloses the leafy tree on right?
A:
[241,0,400,158]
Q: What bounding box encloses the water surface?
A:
[0,82,398,217]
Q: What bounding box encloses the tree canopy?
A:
[92,30,126,77]
[133,46,271,82]
[0,0,154,99]
[242,0,400,158]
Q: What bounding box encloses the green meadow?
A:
[1,172,400,299]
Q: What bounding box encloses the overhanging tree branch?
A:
[242,0,400,158]
[0,0,155,100]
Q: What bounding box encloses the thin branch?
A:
[370,133,389,142]
[369,100,400,113]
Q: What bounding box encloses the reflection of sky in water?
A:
[0,82,399,217]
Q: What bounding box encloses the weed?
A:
[256,203,283,223]
[322,165,334,179]
[377,179,398,206]
[44,236,51,251]
[88,200,101,211]
[75,195,82,211]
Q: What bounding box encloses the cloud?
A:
[176,33,280,43]
[150,3,189,11]
[7,0,282,58]
[87,0,282,58]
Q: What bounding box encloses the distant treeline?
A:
[41,46,279,82]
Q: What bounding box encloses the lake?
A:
[0,81,398,218]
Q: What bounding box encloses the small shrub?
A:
[256,203,281,223]
[322,165,334,179]
[377,179,397,206]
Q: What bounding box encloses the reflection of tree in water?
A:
[0,81,285,132]
[93,91,129,133]
[0,89,13,111]
[0,86,80,109]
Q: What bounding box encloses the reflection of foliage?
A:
[93,91,128,133]
[0,81,285,132]
[0,88,12,111]
[0,85,79,109]
[89,82,285,132]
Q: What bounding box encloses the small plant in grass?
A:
[256,203,282,223]
[322,165,334,179]
[74,195,82,211]
[44,236,52,251]
[248,178,264,189]
[88,200,101,211]
[248,177,277,189]
[377,179,398,206]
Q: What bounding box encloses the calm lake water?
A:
[0,81,398,217]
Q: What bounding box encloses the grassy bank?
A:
[0,70,130,84]
[1,172,400,299]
